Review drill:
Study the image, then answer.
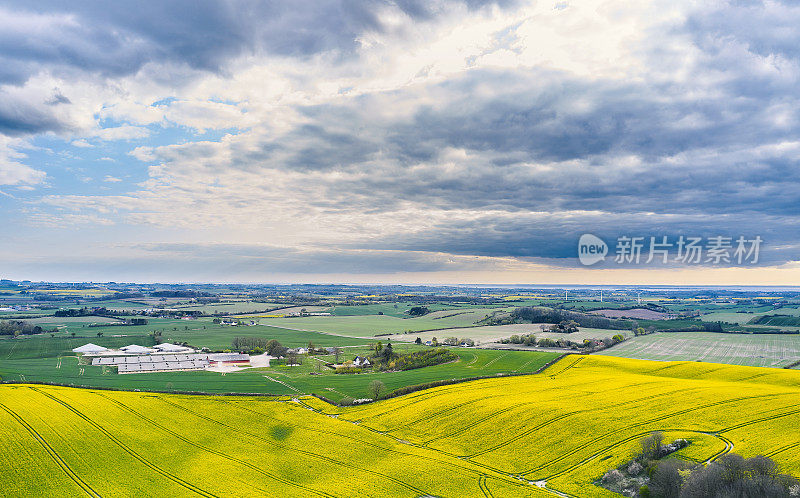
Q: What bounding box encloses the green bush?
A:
[393,348,458,370]
[334,366,363,374]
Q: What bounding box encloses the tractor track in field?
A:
[438,388,698,448]
[545,356,585,378]
[385,397,495,432]
[513,356,542,373]
[28,387,218,498]
[518,393,791,476]
[464,386,706,459]
[419,380,680,446]
[532,404,800,483]
[0,403,101,498]
[93,393,328,498]
[5,340,18,359]
[717,405,800,433]
[481,352,510,370]
[735,372,771,383]
[152,396,430,497]
[277,397,546,492]
[227,397,525,483]
[533,481,578,498]
[703,434,735,464]
[765,441,800,458]
[477,475,494,498]
[422,399,535,446]
[349,358,596,427]
[399,379,665,442]
[539,429,733,482]
[468,410,582,459]
[347,381,502,422]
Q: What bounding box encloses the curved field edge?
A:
[0,355,798,497]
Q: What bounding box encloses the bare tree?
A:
[368,380,385,400]
[639,431,664,460]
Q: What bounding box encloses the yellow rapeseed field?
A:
[2,355,799,497]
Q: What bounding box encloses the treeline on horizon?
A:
[489,306,729,333]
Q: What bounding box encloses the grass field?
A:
[260,313,491,337]
[385,324,626,345]
[0,335,558,401]
[18,318,370,350]
[700,311,764,324]
[23,316,123,326]
[0,335,156,360]
[74,300,153,311]
[598,331,800,367]
[2,356,799,496]
[326,303,510,318]
[170,301,287,314]
[163,324,368,350]
[751,314,800,327]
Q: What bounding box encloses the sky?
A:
[1,0,799,285]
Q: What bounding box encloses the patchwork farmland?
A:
[598,331,800,368]
[3,356,800,497]
[386,324,632,346]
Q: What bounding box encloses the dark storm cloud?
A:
[276,64,800,217]
[0,0,514,85]
[686,0,800,62]
[0,96,68,135]
[351,213,800,268]
[133,242,479,274]
[45,91,71,106]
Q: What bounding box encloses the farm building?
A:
[92,353,213,373]
[120,344,154,354]
[352,356,371,367]
[153,342,191,353]
[117,360,207,373]
[208,353,250,366]
[72,343,109,354]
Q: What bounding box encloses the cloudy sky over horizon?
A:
[1,0,799,284]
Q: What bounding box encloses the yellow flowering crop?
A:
[2,355,799,497]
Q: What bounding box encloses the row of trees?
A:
[55,306,110,317]
[0,320,55,336]
[547,320,580,333]
[231,337,288,356]
[500,333,575,348]
[645,453,798,498]
[508,306,632,330]
[499,332,625,351]
[413,336,475,347]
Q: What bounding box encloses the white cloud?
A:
[92,125,150,141]
[3,0,800,281]
[0,137,46,186]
